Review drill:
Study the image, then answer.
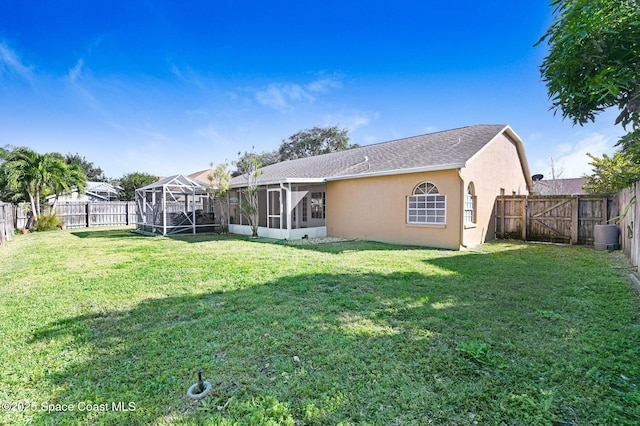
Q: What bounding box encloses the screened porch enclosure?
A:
[228,183,327,239]
[135,175,217,236]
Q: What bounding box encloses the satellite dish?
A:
[532,174,544,181]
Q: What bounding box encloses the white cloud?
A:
[197,122,222,140]
[255,83,315,111]
[305,75,343,93]
[0,42,34,82]
[323,110,379,133]
[536,132,617,178]
[68,59,84,82]
[255,75,344,112]
[185,109,208,117]
[64,59,101,109]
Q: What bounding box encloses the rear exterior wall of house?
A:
[326,169,463,249]
[326,133,529,249]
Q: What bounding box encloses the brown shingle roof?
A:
[230,124,511,186]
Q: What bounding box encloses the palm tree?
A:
[50,163,88,210]
[2,148,82,219]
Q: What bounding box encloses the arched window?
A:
[407,182,446,224]
[464,183,476,224]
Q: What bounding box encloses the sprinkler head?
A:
[197,370,204,393]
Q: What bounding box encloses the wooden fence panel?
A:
[616,184,639,271]
[54,202,136,228]
[495,195,612,245]
[56,203,88,228]
[16,207,28,229]
[0,202,16,245]
[495,196,526,240]
[527,196,573,243]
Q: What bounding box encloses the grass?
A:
[0,228,639,425]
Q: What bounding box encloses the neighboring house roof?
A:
[87,181,124,195]
[229,124,533,190]
[46,181,124,202]
[533,178,587,195]
[188,169,211,183]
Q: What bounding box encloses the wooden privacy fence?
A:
[616,183,640,271]
[12,202,137,229]
[495,195,617,245]
[0,202,16,246]
[53,202,137,228]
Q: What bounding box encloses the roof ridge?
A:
[262,124,506,168]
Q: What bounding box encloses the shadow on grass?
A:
[169,231,445,254]
[70,226,454,255]
[71,229,143,239]
[23,268,499,425]
[20,246,640,425]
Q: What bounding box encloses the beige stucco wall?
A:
[326,132,530,249]
[459,132,529,247]
[326,169,463,249]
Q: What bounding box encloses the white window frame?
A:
[407,182,446,225]
[464,183,476,224]
[311,191,325,219]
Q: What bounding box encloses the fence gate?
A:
[495,195,613,244]
[527,197,576,243]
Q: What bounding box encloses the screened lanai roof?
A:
[136,174,210,194]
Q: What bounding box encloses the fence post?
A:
[602,196,608,224]
[571,196,579,244]
[501,197,506,238]
[521,196,527,241]
[86,203,90,227]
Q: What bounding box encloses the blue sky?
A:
[0,1,624,179]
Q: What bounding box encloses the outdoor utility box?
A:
[594,224,620,251]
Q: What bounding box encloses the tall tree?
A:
[65,153,107,181]
[538,0,640,160]
[1,148,78,218]
[232,150,279,177]
[206,162,232,233]
[50,162,88,210]
[277,125,357,161]
[117,172,158,201]
[234,150,263,238]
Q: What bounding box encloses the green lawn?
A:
[1,228,639,425]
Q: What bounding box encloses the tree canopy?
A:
[277,125,358,161]
[538,0,640,160]
[0,147,87,217]
[117,172,158,201]
[583,151,640,194]
[65,153,107,182]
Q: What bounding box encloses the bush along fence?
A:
[11,202,137,230]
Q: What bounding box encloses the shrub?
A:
[33,214,62,232]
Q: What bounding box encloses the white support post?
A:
[192,188,196,234]
[266,184,270,229]
[162,185,167,236]
[286,183,292,232]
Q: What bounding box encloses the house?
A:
[46,181,124,204]
[224,124,533,249]
[532,177,587,195]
